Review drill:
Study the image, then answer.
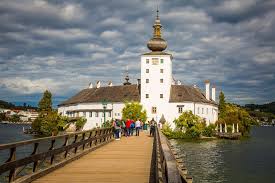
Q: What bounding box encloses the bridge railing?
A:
[0,127,114,183]
[153,127,193,183]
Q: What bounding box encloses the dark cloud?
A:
[0,0,274,106]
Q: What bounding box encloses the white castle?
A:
[58,10,218,130]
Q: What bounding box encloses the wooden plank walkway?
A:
[34,131,153,183]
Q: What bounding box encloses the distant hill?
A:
[0,100,15,109]
[0,100,37,110]
[245,102,275,115]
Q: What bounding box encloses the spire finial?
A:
[156,5,159,19]
[123,65,131,85]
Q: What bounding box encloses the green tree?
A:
[173,111,201,131]
[0,112,7,121]
[33,111,71,136]
[122,102,147,122]
[217,103,257,136]
[38,90,52,112]
[219,91,226,119]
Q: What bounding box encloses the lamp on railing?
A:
[101,99,108,126]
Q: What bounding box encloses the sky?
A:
[0,0,274,107]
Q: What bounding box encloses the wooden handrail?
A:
[153,127,193,183]
[0,127,114,183]
[0,128,107,150]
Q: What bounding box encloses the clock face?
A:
[152,58,159,65]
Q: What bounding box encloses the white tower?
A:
[141,9,173,122]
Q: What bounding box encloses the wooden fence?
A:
[0,127,114,183]
[152,128,193,183]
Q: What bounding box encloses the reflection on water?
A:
[171,127,275,183]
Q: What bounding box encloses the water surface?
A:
[171,127,275,183]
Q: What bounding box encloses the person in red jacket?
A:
[125,119,131,137]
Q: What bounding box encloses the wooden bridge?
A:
[0,127,193,183]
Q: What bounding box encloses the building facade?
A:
[58,11,218,130]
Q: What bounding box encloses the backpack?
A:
[130,122,135,128]
[121,121,126,128]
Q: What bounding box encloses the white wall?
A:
[164,102,218,129]
[140,54,173,123]
[58,102,125,130]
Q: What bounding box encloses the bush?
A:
[102,120,113,128]
[227,125,233,133]
[185,127,199,138]
[162,123,173,138]
[75,117,87,131]
[202,124,216,137]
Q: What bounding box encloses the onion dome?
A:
[147,9,167,52]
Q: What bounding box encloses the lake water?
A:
[171,126,275,183]
[0,123,33,144]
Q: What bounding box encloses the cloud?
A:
[0,77,63,94]
[0,0,86,23]
[100,30,123,40]
[0,0,274,106]
[32,28,93,40]
[100,17,127,26]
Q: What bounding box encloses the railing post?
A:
[63,136,69,158]
[74,134,78,154]
[99,129,102,144]
[7,147,16,182]
[88,131,93,147]
[49,140,55,164]
[94,130,98,146]
[32,143,39,172]
[82,132,86,150]
[103,129,107,142]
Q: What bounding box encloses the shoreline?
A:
[0,121,32,125]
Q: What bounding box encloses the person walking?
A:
[121,120,126,136]
[135,119,141,136]
[130,120,135,136]
[125,119,131,137]
[113,119,121,140]
[140,121,143,131]
[150,118,156,137]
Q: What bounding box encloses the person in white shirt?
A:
[135,119,141,136]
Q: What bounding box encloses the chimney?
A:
[96,81,101,88]
[88,82,93,88]
[108,81,113,87]
[205,80,210,100]
[212,85,216,102]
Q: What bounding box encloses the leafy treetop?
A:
[218,91,226,118]
[122,102,147,122]
[38,90,52,112]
